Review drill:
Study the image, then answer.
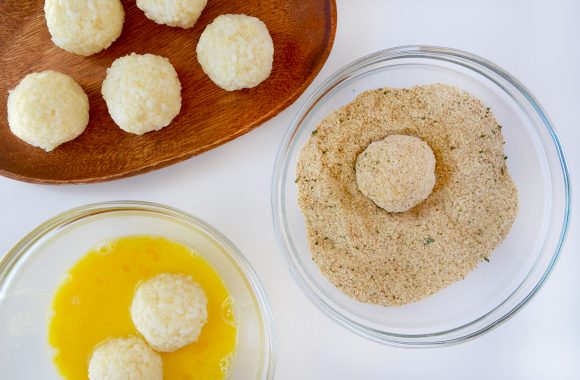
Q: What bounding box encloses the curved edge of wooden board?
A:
[0,1,337,185]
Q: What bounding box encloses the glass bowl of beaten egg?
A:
[0,201,275,378]
[272,45,571,346]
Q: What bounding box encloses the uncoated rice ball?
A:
[196,14,274,91]
[7,70,89,152]
[131,273,208,352]
[101,53,182,135]
[44,0,125,56]
[88,336,162,380]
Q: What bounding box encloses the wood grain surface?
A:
[0,0,336,184]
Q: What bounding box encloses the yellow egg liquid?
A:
[48,236,237,380]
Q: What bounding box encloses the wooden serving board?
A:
[0,0,336,184]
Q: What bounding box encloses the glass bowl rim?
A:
[0,200,276,378]
[271,45,571,347]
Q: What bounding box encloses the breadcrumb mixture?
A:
[296,84,518,306]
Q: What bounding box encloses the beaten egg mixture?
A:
[49,236,237,379]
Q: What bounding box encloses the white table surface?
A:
[1,0,579,379]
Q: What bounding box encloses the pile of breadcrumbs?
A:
[296,84,518,306]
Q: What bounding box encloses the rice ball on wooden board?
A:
[101,53,182,135]
[356,134,436,213]
[137,0,207,29]
[131,273,208,352]
[196,14,274,91]
[7,70,89,152]
[44,0,124,56]
[88,336,162,380]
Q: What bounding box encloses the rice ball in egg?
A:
[7,70,89,152]
[137,0,207,29]
[44,0,125,56]
[88,336,162,380]
[196,14,274,91]
[101,53,182,135]
[131,273,208,352]
[356,134,436,213]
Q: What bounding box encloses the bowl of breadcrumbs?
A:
[272,46,570,347]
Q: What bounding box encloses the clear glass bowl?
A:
[272,45,570,347]
[0,201,275,378]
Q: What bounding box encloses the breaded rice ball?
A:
[196,14,274,91]
[88,336,162,380]
[137,0,207,29]
[131,273,208,352]
[101,53,182,135]
[7,70,89,152]
[44,0,125,56]
[356,134,436,213]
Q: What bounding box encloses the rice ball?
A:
[137,0,207,29]
[131,273,208,352]
[7,70,89,152]
[356,134,436,213]
[101,53,182,135]
[44,0,125,56]
[88,336,162,380]
[196,14,274,91]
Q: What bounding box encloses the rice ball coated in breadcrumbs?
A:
[137,0,207,29]
[131,273,208,352]
[356,134,436,213]
[101,53,182,135]
[44,0,124,56]
[7,70,89,152]
[196,14,274,91]
[88,336,162,380]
